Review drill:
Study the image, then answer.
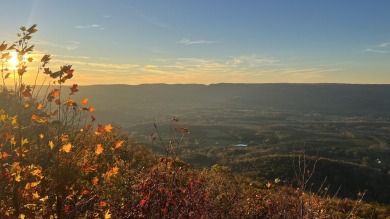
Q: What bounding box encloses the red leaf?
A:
[86,124,93,131]
[99,201,107,207]
[97,124,105,133]
[161,207,168,215]
[179,127,190,134]
[64,204,70,213]
[1,152,10,159]
[53,89,60,97]
[139,199,146,207]
[70,84,79,94]
[81,189,90,195]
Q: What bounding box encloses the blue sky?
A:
[1,0,390,84]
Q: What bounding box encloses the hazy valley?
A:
[76,83,390,203]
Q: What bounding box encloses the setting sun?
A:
[8,51,18,66]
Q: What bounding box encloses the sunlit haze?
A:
[8,52,18,67]
[1,0,390,85]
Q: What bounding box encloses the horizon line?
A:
[76,82,390,86]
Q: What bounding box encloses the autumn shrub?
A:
[201,164,243,217]
[126,158,211,218]
[0,25,159,218]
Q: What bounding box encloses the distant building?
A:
[235,143,248,147]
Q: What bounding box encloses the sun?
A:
[8,52,19,67]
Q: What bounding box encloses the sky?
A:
[0,0,390,85]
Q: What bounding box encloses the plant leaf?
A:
[114,140,124,149]
[80,97,88,105]
[70,84,79,94]
[104,210,111,219]
[0,41,7,51]
[48,141,54,149]
[95,144,103,155]
[31,114,47,123]
[91,177,99,185]
[104,124,113,133]
[62,143,72,153]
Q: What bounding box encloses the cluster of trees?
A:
[0,25,388,218]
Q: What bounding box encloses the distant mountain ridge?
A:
[73,83,390,126]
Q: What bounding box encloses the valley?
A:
[76,83,390,203]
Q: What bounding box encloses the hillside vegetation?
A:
[1,25,390,218]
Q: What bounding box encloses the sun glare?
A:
[8,52,18,67]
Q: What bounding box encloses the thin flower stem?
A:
[31,63,42,98]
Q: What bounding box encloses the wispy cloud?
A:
[365,48,388,54]
[177,38,214,45]
[281,67,339,76]
[103,15,111,18]
[142,65,172,75]
[32,40,80,50]
[32,52,341,85]
[76,24,104,30]
[54,55,90,59]
[77,67,130,74]
[365,42,390,54]
[146,55,341,83]
[230,55,279,65]
[50,59,138,70]
[378,42,390,48]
